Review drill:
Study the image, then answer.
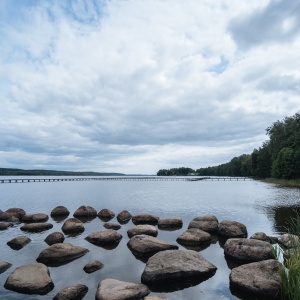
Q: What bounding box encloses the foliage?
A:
[157,167,195,176]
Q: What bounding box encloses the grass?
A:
[263,178,300,188]
[278,213,300,300]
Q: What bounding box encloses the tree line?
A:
[157,111,300,179]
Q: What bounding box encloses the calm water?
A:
[0,177,300,300]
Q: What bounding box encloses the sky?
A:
[0,0,300,175]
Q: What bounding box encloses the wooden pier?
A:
[0,176,251,184]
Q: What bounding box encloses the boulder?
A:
[53,284,88,300]
[128,235,178,257]
[218,220,248,238]
[224,238,274,263]
[22,213,49,223]
[20,222,53,232]
[51,206,70,217]
[83,260,104,273]
[141,250,217,285]
[230,259,280,298]
[5,208,26,220]
[158,218,183,230]
[278,233,299,248]
[127,225,158,238]
[7,236,31,250]
[188,215,219,233]
[0,222,12,230]
[0,212,20,223]
[4,263,54,295]
[98,209,115,220]
[0,261,12,274]
[103,222,121,230]
[95,278,150,300]
[85,230,122,247]
[62,218,84,235]
[36,243,88,267]
[132,214,159,225]
[44,232,65,246]
[176,228,211,245]
[144,297,170,300]
[250,232,274,243]
[73,205,97,218]
[117,210,132,224]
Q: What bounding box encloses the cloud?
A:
[0,0,300,173]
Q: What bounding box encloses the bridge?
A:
[0,176,252,184]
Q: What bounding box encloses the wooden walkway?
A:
[0,176,251,184]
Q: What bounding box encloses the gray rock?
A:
[62,218,84,234]
[5,208,26,220]
[98,209,115,220]
[218,220,247,238]
[117,210,132,224]
[20,222,53,232]
[141,250,217,285]
[36,243,88,267]
[127,225,158,238]
[44,232,65,246]
[53,284,88,300]
[22,213,49,223]
[230,259,280,298]
[51,206,70,217]
[158,218,183,229]
[188,215,219,233]
[7,236,31,250]
[83,260,104,273]
[85,229,122,246]
[4,263,54,295]
[250,232,269,242]
[0,222,12,230]
[0,212,20,223]
[73,205,97,217]
[176,228,211,245]
[95,278,150,300]
[132,214,159,225]
[224,238,274,262]
[0,261,12,274]
[278,233,299,248]
[128,235,178,257]
[103,222,121,230]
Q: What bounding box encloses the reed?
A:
[263,178,300,188]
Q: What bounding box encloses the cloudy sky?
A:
[0,0,300,174]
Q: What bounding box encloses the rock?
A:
[7,236,31,250]
[250,232,269,242]
[22,213,49,223]
[224,238,274,263]
[20,222,53,232]
[0,222,12,230]
[62,218,84,235]
[0,212,20,222]
[4,263,54,295]
[5,208,26,220]
[117,210,132,224]
[144,297,170,300]
[53,284,88,300]
[51,206,70,217]
[158,218,183,230]
[103,222,121,230]
[85,230,122,247]
[44,232,65,246]
[127,225,158,238]
[73,205,97,218]
[132,214,159,225]
[83,260,104,273]
[95,278,150,300]
[230,259,280,298]
[218,220,248,238]
[176,228,211,245]
[128,235,178,258]
[36,243,89,267]
[278,233,299,248]
[98,209,115,220]
[141,250,217,285]
[0,261,12,274]
[188,215,219,233]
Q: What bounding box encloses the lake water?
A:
[0,177,300,299]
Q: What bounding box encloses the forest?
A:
[157,111,300,179]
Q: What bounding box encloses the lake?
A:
[0,177,300,299]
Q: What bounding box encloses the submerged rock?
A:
[22,213,49,223]
[53,284,88,300]
[44,232,65,246]
[132,214,159,225]
[0,222,13,230]
[95,278,150,300]
[188,215,219,233]
[83,260,104,273]
[103,222,121,230]
[230,259,280,299]
[5,208,26,220]
[50,206,70,217]
[176,228,211,245]
[0,261,12,274]
[98,209,115,220]
[127,225,158,238]
[62,218,84,235]
[85,230,122,246]
[20,222,53,233]
[218,220,248,238]
[4,263,54,295]
[158,218,183,230]
[73,205,97,218]
[7,236,31,250]
[117,210,132,224]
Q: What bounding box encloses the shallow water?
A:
[0,177,300,299]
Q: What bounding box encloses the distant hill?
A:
[0,168,125,176]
